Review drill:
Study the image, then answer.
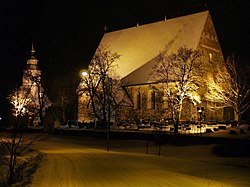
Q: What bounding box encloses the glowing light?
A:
[188,93,201,106]
[81,71,88,77]
[209,53,212,62]
[80,69,88,78]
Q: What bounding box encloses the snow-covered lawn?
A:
[28,135,250,187]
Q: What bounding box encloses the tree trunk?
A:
[234,110,239,121]
[174,118,179,134]
[62,109,66,124]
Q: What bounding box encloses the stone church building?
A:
[13,44,51,126]
[78,11,234,124]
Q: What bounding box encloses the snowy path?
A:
[29,135,250,187]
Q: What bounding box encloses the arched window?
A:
[148,90,156,110]
[134,91,141,110]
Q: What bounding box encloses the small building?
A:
[43,107,60,133]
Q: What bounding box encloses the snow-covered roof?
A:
[98,11,209,85]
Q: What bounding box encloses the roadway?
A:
[29,135,250,187]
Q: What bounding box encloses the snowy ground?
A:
[28,134,250,187]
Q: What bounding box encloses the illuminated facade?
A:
[22,44,41,89]
[18,44,48,126]
[78,11,233,124]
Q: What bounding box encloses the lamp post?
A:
[79,69,89,124]
[197,107,204,121]
[106,77,113,152]
[197,107,204,134]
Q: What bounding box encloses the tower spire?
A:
[31,43,36,58]
[27,43,38,65]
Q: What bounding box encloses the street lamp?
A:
[80,69,88,78]
[78,69,90,125]
[197,107,204,121]
[79,69,89,90]
[197,106,204,134]
[81,71,88,77]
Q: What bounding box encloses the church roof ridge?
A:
[97,10,210,83]
[105,10,209,34]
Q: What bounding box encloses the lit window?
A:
[209,53,213,63]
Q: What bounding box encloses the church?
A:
[78,11,234,125]
[9,44,51,126]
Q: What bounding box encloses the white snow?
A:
[29,135,250,187]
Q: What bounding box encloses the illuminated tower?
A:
[22,44,41,87]
[20,44,46,126]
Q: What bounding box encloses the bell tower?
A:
[22,44,41,86]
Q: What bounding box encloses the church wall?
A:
[77,93,94,123]
[117,83,201,123]
[197,14,227,122]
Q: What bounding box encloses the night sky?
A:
[0,0,249,121]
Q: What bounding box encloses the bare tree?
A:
[0,131,45,185]
[8,86,34,121]
[79,46,122,126]
[78,45,127,150]
[53,80,71,125]
[206,54,250,121]
[24,69,51,126]
[2,86,46,185]
[153,46,204,133]
[55,88,69,124]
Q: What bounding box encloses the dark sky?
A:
[0,0,249,119]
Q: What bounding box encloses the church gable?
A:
[119,11,227,88]
[198,13,225,66]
